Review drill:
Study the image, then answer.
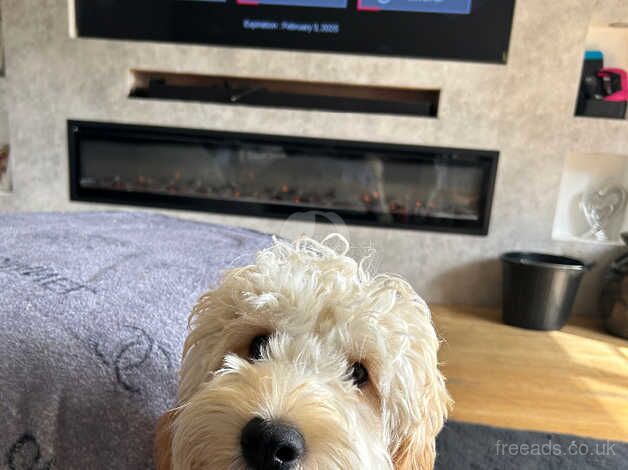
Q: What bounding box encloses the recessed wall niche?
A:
[574,19,628,119]
[130,70,440,117]
[553,153,628,245]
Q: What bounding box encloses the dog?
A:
[156,235,450,470]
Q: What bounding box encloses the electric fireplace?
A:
[69,121,498,234]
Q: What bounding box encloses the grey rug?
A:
[436,421,627,469]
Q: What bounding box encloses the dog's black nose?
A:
[241,417,305,470]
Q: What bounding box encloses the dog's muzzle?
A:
[241,417,305,470]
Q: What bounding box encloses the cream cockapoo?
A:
[156,235,450,470]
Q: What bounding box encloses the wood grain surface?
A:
[433,305,628,442]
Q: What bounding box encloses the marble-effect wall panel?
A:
[1,0,626,314]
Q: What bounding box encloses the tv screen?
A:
[75,0,516,63]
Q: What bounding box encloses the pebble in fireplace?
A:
[69,122,498,234]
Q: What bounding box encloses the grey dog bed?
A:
[0,211,272,469]
[1,211,625,470]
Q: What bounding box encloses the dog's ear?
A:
[154,410,176,470]
[387,295,450,470]
[178,266,254,403]
[392,433,436,470]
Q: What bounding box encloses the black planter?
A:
[501,252,588,331]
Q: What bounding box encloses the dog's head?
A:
[166,235,450,470]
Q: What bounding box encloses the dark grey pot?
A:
[501,252,588,331]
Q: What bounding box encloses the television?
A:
[75,0,516,63]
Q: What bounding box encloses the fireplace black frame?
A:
[68,120,498,235]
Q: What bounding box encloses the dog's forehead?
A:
[246,275,408,337]
[262,296,390,346]
[236,250,421,357]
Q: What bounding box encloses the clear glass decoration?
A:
[580,181,627,242]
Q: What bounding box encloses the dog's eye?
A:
[249,335,270,360]
[350,362,369,387]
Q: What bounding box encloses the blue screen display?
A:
[358,0,471,14]
[241,0,348,8]
[186,0,470,13]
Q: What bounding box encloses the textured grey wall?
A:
[1,0,627,314]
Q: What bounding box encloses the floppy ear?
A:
[154,410,176,470]
[393,433,436,470]
[178,266,254,403]
[387,292,450,470]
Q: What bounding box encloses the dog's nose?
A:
[241,417,305,470]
